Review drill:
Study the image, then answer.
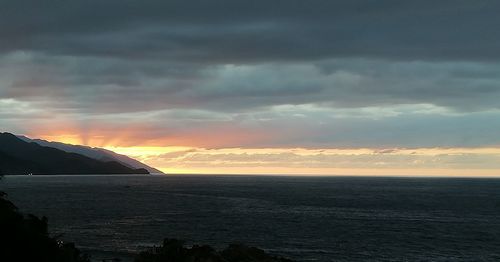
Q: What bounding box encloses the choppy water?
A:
[1,175,500,261]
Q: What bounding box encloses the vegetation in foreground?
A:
[0,182,90,261]
[135,238,294,262]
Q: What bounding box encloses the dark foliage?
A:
[0,176,89,262]
[135,238,295,262]
[0,132,148,175]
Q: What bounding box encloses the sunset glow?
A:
[106,145,500,176]
[2,0,500,177]
[16,132,495,176]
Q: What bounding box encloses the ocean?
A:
[1,175,500,261]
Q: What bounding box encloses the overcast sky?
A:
[1,1,500,174]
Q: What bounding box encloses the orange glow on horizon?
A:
[20,133,500,177]
[155,167,500,177]
[107,146,500,177]
[103,146,194,157]
[28,132,500,156]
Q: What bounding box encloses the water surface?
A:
[1,175,500,261]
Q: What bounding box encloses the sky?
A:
[1,0,500,176]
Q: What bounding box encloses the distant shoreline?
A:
[2,173,157,177]
[3,173,500,179]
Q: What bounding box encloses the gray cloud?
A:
[2,0,500,113]
[2,53,500,113]
[4,102,500,148]
[1,0,500,151]
[1,1,500,62]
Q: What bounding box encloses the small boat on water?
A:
[27,173,33,176]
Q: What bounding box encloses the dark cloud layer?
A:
[2,54,499,113]
[2,0,500,62]
[1,0,500,150]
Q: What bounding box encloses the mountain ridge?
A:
[17,135,163,174]
[0,132,149,175]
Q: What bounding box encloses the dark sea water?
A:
[1,175,500,261]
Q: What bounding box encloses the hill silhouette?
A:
[0,175,89,261]
[0,133,148,175]
[17,135,163,174]
[135,239,294,262]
